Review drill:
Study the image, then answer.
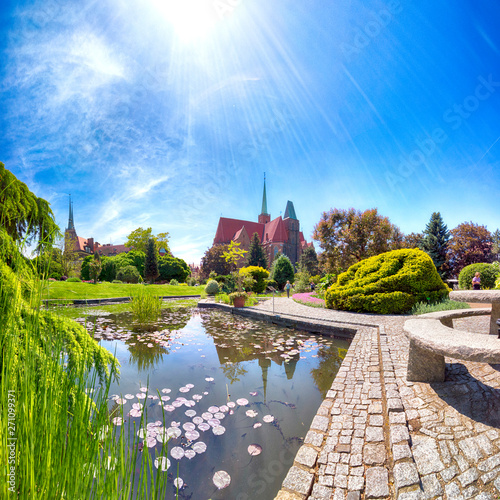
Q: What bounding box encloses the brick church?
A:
[64,197,130,257]
[213,177,313,267]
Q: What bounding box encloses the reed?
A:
[0,238,172,499]
[129,287,162,325]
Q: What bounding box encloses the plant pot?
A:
[233,296,246,308]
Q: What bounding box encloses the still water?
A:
[77,306,350,499]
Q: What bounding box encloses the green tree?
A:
[0,163,60,250]
[223,241,248,271]
[313,207,403,274]
[200,244,232,278]
[402,232,423,249]
[246,232,268,268]
[125,227,170,255]
[144,238,159,284]
[492,229,500,261]
[270,254,295,290]
[100,257,117,282]
[158,255,190,282]
[420,212,450,278]
[114,250,146,277]
[446,222,493,277]
[80,255,92,280]
[89,252,102,284]
[116,265,141,283]
[299,246,319,275]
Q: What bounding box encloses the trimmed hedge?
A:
[325,248,450,314]
[458,262,500,290]
[205,279,220,295]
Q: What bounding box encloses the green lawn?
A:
[43,281,204,301]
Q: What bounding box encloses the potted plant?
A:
[229,291,248,308]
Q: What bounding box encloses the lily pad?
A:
[213,470,231,489]
[248,444,263,456]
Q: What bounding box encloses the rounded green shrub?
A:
[325,248,450,314]
[116,265,141,284]
[66,277,81,283]
[458,262,500,290]
[205,279,220,295]
[112,279,123,284]
[169,279,179,286]
[239,266,270,293]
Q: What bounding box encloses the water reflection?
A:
[77,306,350,499]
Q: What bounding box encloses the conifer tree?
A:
[420,212,450,278]
[299,246,319,275]
[246,232,268,268]
[270,254,294,290]
[144,237,159,284]
[89,251,102,284]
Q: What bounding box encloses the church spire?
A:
[261,173,268,215]
[67,195,75,231]
[258,173,271,224]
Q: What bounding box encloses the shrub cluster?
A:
[458,262,500,290]
[325,248,450,314]
[239,266,269,293]
[205,279,220,295]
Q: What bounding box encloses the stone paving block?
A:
[390,424,410,445]
[387,398,404,412]
[311,415,330,433]
[363,443,386,465]
[393,443,412,461]
[393,462,420,491]
[318,474,334,487]
[310,483,332,499]
[366,426,384,443]
[282,466,314,496]
[411,435,445,474]
[369,414,384,426]
[421,473,443,498]
[440,464,459,482]
[475,494,494,500]
[305,430,324,448]
[274,491,303,500]
[295,445,318,468]
[458,436,486,461]
[346,492,361,500]
[481,464,500,484]
[365,467,389,499]
[348,475,364,491]
[334,474,348,489]
[495,474,500,492]
[457,467,479,487]
[455,453,471,473]
[396,490,425,500]
[478,453,500,472]
[332,488,347,500]
[445,481,464,499]
[368,401,383,414]
[389,412,407,424]
[462,485,479,499]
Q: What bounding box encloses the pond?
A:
[76,306,350,499]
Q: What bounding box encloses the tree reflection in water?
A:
[310,345,348,398]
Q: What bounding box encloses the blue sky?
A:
[1,0,499,264]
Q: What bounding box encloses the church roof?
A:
[263,216,288,243]
[284,201,297,220]
[214,218,265,244]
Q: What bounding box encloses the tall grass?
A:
[0,240,172,499]
[411,298,470,315]
[130,288,162,325]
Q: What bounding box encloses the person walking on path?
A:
[285,280,292,298]
[472,272,481,290]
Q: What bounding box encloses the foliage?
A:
[213,274,236,293]
[458,262,500,290]
[129,287,162,324]
[270,254,295,290]
[98,257,116,282]
[223,240,248,270]
[112,279,123,284]
[0,163,60,249]
[228,291,249,305]
[169,279,179,285]
[80,254,92,280]
[447,222,493,277]
[66,277,81,282]
[265,279,278,291]
[205,279,220,295]
[402,232,423,249]
[158,255,190,283]
[200,244,232,278]
[325,248,450,314]
[420,212,450,278]
[411,298,470,315]
[299,246,319,275]
[114,250,146,277]
[246,232,268,268]
[313,207,404,274]
[144,238,159,284]
[239,266,269,293]
[294,271,311,293]
[124,227,170,255]
[116,265,141,284]
[492,229,500,261]
[89,251,102,284]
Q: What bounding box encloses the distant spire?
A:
[68,195,75,231]
[284,200,297,220]
[261,173,269,215]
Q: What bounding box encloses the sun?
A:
[150,0,221,43]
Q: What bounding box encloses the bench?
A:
[450,290,500,335]
[404,309,500,382]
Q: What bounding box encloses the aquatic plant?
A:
[130,287,162,325]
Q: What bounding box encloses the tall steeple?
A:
[67,195,75,231]
[258,173,271,224]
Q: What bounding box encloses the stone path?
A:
[245,298,500,500]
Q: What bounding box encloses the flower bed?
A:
[292,292,325,306]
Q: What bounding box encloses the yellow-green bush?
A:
[239,266,270,293]
[325,248,450,314]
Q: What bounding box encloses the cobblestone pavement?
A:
[251,299,500,500]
